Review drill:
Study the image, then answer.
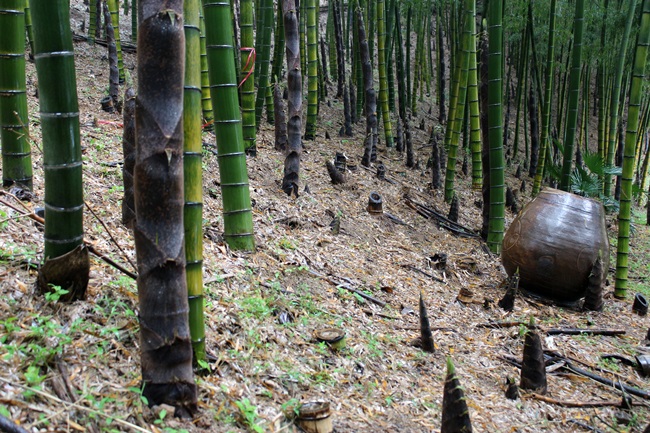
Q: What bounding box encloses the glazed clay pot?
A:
[501,188,609,302]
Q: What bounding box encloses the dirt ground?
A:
[1,2,649,433]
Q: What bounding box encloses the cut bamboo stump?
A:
[501,188,609,302]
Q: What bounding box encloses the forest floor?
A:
[1,3,650,433]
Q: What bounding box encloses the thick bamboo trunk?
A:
[282,0,303,196]
[134,1,197,414]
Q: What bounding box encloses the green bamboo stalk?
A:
[88,0,96,44]
[204,0,256,251]
[559,0,585,192]
[467,0,481,191]
[131,0,137,42]
[615,0,650,299]
[254,0,273,126]
[24,3,34,56]
[300,0,307,84]
[271,0,286,86]
[327,0,337,81]
[532,0,556,196]
[512,27,529,161]
[183,0,206,365]
[603,0,636,197]
[30,0,84,261]
[405,5,411,111]
[239,0,256,153]
[376,0,394,147]
[0,0,32,190]
[486,0,505,253]
[444,0,472,203]
[134,0,197,414]
[198,8,214,129]
[596,0,609,163]
[304,0,318,140]
[107,0,125,83]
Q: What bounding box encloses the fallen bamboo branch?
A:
[401,264,445,283]
[72,33,136,53]
[478,322,625,337]
[566,419,607,433]
[308,269,387,307]
[528,393,638,408]
[500,354,650,400]
[0,413,29,433]
[563,361,650,400]
[404,196,479,238]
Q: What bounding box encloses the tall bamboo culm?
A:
[304,0,318,140]
[486,0,505,253]
[183,0,206,365]
[30,0,85,262]
[281,0,303,196]
[198,7,214,129]
[615,0,650,298]
[254,0,273,126]
[376,0,393,147]
[559,0,585,191]
[134,0,197,414]
[88,0,97,44]
[532,0,557,195]
[604,0,637,197]
[107,0,125,83]
[204,0,256,251]
[0,0,33,190]
[240,0,256,153]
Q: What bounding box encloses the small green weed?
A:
[234,398,264,433]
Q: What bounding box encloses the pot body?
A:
[501,188,609,301]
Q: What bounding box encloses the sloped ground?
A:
[1,4,650,433]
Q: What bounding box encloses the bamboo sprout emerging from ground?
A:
[0,0,33,189]
[204,0,256,251]
[616,0,650,299]
[442,357,472,433]
[184,0,206,364]
[31,0,89,301]
[134,1,197,414]
[282,0,303,196]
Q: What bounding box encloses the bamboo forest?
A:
[3,0,650,431]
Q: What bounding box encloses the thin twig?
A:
[0,377,152,433]
[86,245,137,280]
[566,419,608,433]
[0,199,137,280]
[85,200,137,272]
[308,269,387,307]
